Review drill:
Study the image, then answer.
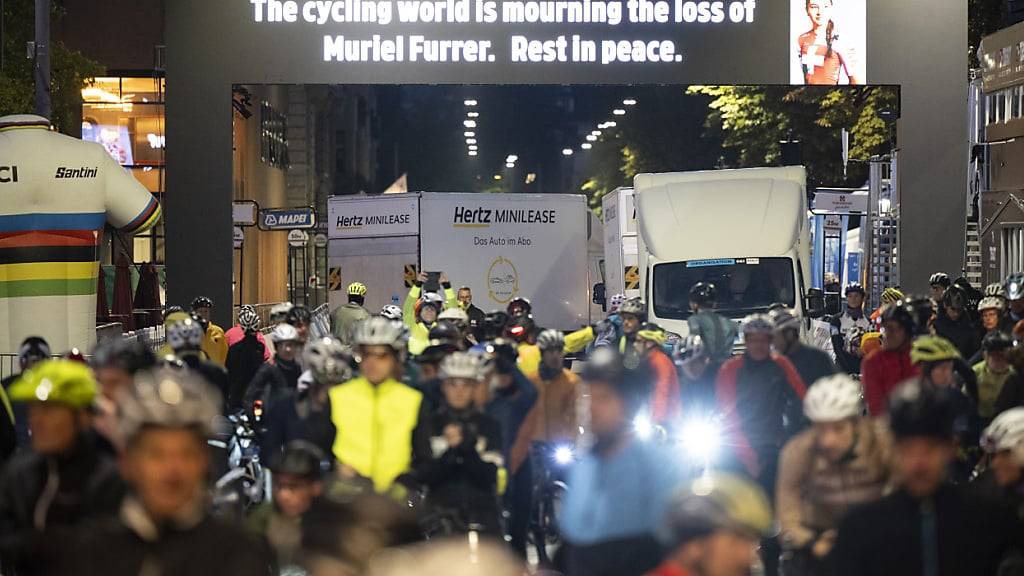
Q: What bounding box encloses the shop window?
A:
[1013,87,1022,121]
[260,101,289,169]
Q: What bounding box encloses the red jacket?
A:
[645,563,693,576]
[860,344,920,416]
[648,349,681,423]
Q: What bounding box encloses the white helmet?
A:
[979,296,1007,313]
[118,368,222,442]
[303,337,353,385]
[271,323,300,344]
[238,307,260,332]
[982,408,1024,466]
[803,374,863,422]
[352,317,407,351]
[380,304,403,321]
[536,329,566,352]
[741,314,774,335]
[608,293,627,313]
[440,351,483,381]
[438,307,470,328]
[269,302,295,323]
[167,318,204,352]
[769,308,801,333]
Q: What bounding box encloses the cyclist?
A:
[225,306,268,410]
[286,305,313,344]
[1,336,52,447]
[831,380,1022,576]
[457,286,487,332]
[633,323,681,423]
[647,473,774,576]
[974,332,1018,424]
[332,282,371,345]
[64,368,271,576]
[191,296,228,366]
[1008,273,1024,325]
[687,282,738,365]
[776,374,894,575]
[421,352,505,536]
[933,286,981,360]
[381,303,403,321]
[243,323,303,414]
[404,271,458,356]
[329,317,431,496]
[439,307,475,347]
[929,272,951,304]
[508,314,542,376]
[973,408,1024,519]
[89,339,157,453]
[564,293,626,354]
[261,336,350,462]
[561,347,682,576]
[0,360,124,575]
[861,297,923,416]
[868,286,904,325]
[771,307,837,390]
[675,335,718,417]
[508,297,532,318]
[167,317,229,404]
[225,305,270,354]
[246,440,328,570]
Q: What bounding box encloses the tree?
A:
[969,0,1004,67]
[0,2,104,133]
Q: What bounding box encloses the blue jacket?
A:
[485,367,538,462]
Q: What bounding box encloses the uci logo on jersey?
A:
[0,166,17,183]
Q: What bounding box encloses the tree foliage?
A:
[0,2,104,133]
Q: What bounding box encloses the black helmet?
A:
[191,296,214,310]
[689,282,717,307]
[483,338,519,374]
[270,440,328,480]
[481,310,510,341]
[18,336,51,365]
[903,296,936,336]
[163,305,185,319]
[507,297,532,318]
[428,321,463,345]
[416,342,459,366]
[888,380,958,439]
[91,339,156,374]
[880,299,916,336]
[582,346,624,385]
[507,314,535,343]
[287,305,312,326]
[942,286,968,311]
[929,273,951,288]
[983,331,1015,352]
[844,283,866,296]
[190,312,209,334]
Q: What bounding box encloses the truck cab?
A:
[633,166,821,339]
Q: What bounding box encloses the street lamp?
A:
[464,131,475,137]
[581,143,593,150]
[468,150,478,156]
[467,111,479,117]
[562,148,574,156]
[506,154,519,163]
[586,134,597,142]
[464,99,478,106]
[464,120,477,128]
[466,138,477,144]
[623,98,637,106]
[613,109,626,116]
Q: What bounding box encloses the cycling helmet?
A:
[304,337,353,385]
[986,283,1008,299]
[979,296,1007,313]
[352,317,407,351]
[536,329,566,352]
[982,408,1024,465]
[881,287,905,305]
[91,339,156,374]
[983,331,1015,352]
[271,323,301,344]
[941,286,968,311]
[582,346,625,384]
[689,282,717,307]
[769,308,801,333]
[619,297,647,319]
[481,310,510,341]
[163,305,185,318]
[269,302,295,323]
[118,367,222,441]
[416,292,445,316]
[483,338,519,371]
[18,336,51,365]
[417,342,458,366]
[190,312,209,334]
[844,283,866,296]
[507,314,535,343]
[270,440,328,480]
[380,305,403,321]
[238,307,261,332]
[660,472,773,547]
[167,318,205,352]
[910,335,960,365]
[803,374,863,422]
[741,313,774,335]
[286,305,312,326]
[507,297,532,318]
[1007,273,1024,301]
[439,351,484,381]
[347,282,368,297]
[428,321,463,345]
[8,359,97,408]
[903,296,935,335]
[636,323,668,346]
[608,293,627,313]
[191,296,214,310]
[673,334,706,362]
[888,380,958,439]
[438,307,470,329]
[929,273,951,288]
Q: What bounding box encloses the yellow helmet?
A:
[910,335,961,365]
[636,323,668,346]
[8,359,97,409]
[661,472,773,547]
[347,282,368,297]
[881,287,905,305]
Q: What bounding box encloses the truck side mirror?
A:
[593,283,607,310]
[804,288,826,319]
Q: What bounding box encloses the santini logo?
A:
[55,166,98,179]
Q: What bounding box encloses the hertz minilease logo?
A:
[453,206,556,228]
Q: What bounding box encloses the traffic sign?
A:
[288,230,310,247]
[313,233,328,248]
[233,226,244,248]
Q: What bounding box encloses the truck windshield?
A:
[653,258,795,320]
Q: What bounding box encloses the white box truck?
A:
[601,187,641,302]
[631,166,822,339]
[327,192,589,330]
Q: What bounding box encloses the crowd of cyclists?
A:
[2,267,1024,575]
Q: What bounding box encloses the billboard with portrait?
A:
[791,0,866,85]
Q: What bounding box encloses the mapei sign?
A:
[259,207,316,230]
